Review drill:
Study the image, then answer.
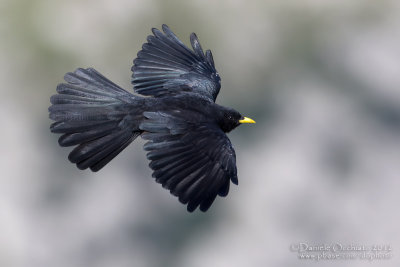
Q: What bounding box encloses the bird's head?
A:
[219,107,255,133]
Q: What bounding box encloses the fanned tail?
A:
[49,68,142,171]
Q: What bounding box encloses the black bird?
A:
[49,25,255,212]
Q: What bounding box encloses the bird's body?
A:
[138,94,241,132]
[49,25,254,212]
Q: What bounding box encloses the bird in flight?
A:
[49,25,255,212]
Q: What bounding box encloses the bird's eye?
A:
[224,113,233,120]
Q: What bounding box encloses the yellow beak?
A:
[239,117,256,124]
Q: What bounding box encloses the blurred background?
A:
[1,0,400,266]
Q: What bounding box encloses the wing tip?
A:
[151,27,161,37]
[190,32,205,58]
[162,24,171,35]
[231,175,238,185]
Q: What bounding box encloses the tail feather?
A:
[56,83,118,100]
[65,68,129,95]
[58,121,118,147]
[76,132,139,172]
[50,120,116,134]
[49,68,142,171]
[49,104,127,122]
[50,92,116,105]
[74,130,131,170]
[68,129,129,164]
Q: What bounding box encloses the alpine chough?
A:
[49,25,255,212]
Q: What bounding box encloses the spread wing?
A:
[132,24,221,102]
[139,111,237,212]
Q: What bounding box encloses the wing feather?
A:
[141,111,237,212]
[132,25,221,101]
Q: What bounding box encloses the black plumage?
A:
[49,25,255,212]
